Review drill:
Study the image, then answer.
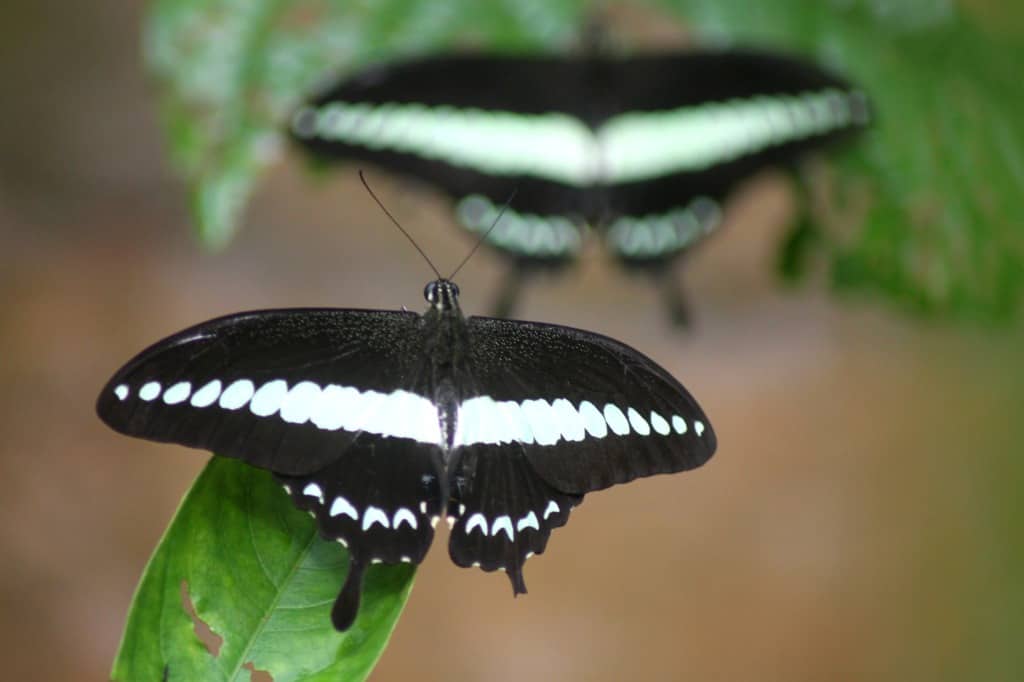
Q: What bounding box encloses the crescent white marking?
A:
[393,508,417,530]
[362,506,390,531]
[302,483,324,502]
[543,500,560,520]
[329,496,358,520]
[491,515,514,540]
[516,511,540,532]
[465,513,487,535]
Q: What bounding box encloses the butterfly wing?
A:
[446,315,715,590]
[96,308,446,630]
[596,49,869,263]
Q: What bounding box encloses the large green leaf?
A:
[111,456,415,682]
[145,0,1023,319]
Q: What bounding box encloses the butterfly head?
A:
[424,279,460,311]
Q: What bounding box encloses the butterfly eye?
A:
[424,281,438,304]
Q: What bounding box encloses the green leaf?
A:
[111,456,415,682]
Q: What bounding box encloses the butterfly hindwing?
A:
[278,435,445,629]
[447,443,581,592]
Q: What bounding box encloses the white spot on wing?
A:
[219,379,255,410]
[114,384,129,401]
[190,379,221,407]
[603,404,629,436]
[162,381,191,405]
[552,398,585,442]
[139,381,161,402]
[627,407,651,435]
[672,415,688,434]
[281,381,321,424]
[522,398,560,445]
[578,400,607,438]
[329,496,358,520]
[516,511,540,532]
[362,506,390,530]
[465,513,487,535]
[250,379,288,417]
[543,500,560,520]
[302,482,324,502]
[393,508,417,530]
[310,384,356,431]
[650,411,671,435]
[695,420,705,437]
[456,396,526,445]
[491,515,514,540]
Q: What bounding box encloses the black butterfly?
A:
[97,277,716,630]
[290,48,870,322]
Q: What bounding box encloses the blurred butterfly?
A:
[290,48,869,324]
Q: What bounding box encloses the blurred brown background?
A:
[2,2,1022,681]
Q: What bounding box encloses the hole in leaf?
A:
[180,580,223,657]
[244,661,274,681]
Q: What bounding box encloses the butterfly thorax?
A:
[421,279,471,458]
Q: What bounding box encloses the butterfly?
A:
[97,272,716,630]
[289,48,870,323]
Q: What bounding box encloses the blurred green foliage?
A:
[111,457,414,681]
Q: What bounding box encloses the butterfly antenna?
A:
[358,170,441,280]
[448,188,518,280]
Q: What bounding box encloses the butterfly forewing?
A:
[97,308,430,475]
[460,316,714,493]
